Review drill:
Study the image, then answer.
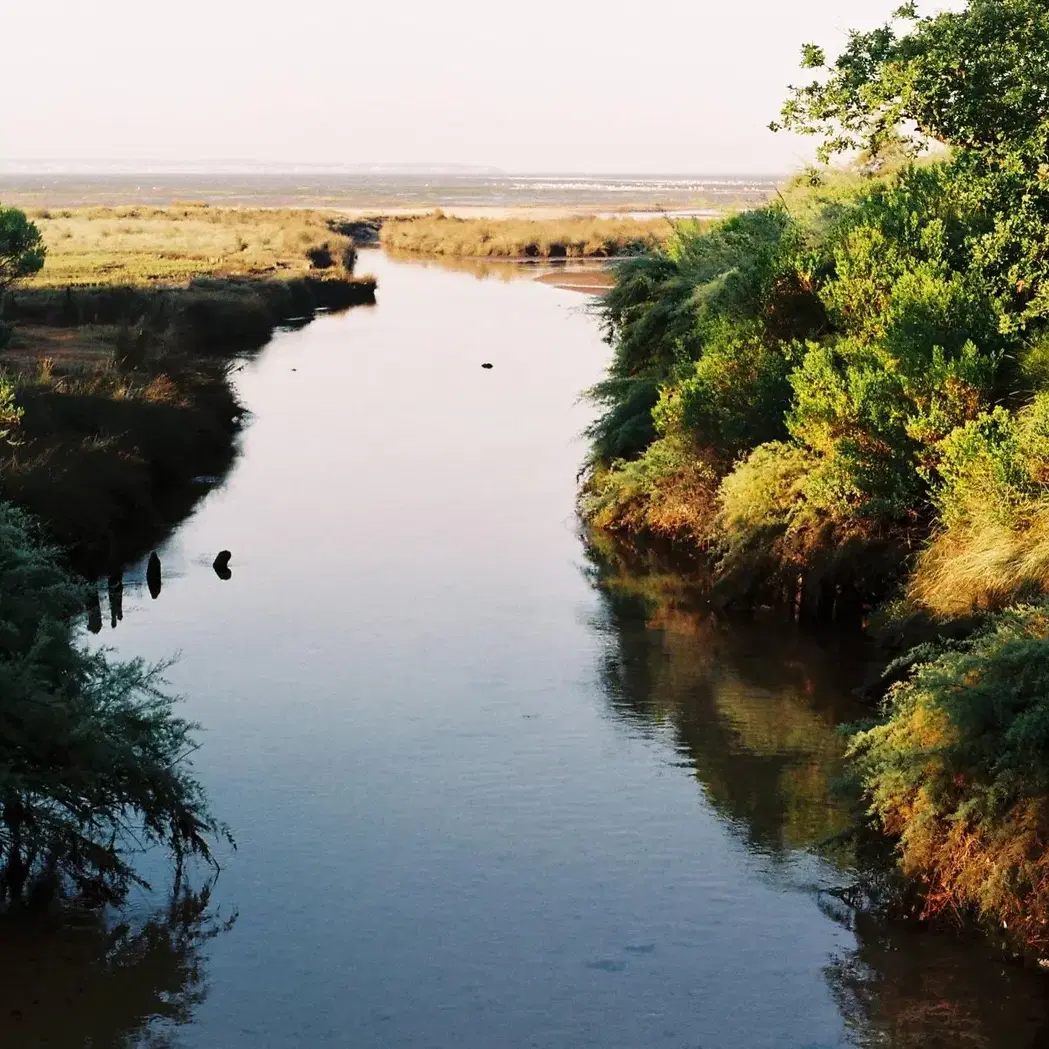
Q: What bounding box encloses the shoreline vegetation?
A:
[580,0,1049,958]
[1,205,376,575]
[0,200,377,913]
[379,210,676,259]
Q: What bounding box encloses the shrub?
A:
[655,321,794,462]
[0,206,45,290]
[582,436,720,545]
[910,395,1049,614]
[849,602,1049,948]
[0,376,22,444]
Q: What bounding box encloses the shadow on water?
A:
[583,534,1049,1048]
[0,882,235,1049]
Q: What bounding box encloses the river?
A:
[5,251,1049,1049]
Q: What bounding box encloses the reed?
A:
[380,211,675,259]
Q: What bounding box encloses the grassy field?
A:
[22,205,362,287]
[380,211,675,258]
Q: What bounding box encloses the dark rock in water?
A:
[213,550,232,580]
[146,552,162,600]
[481,362,493,369]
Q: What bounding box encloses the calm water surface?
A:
[5,252,1048,1048]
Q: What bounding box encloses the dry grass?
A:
[380,210,674,258]
[23,205,357,287]
[909,509,1049,616]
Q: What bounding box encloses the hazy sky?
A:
[5,1,947,173]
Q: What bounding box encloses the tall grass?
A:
[22,205,365,287]
[380,211,675,258]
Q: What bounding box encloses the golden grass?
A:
[909,508,1049,616]
[23,205,356,287]
[380,210,674,258]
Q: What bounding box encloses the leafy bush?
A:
[909,395,1049,614]
[654,321,794,462]
[0,206,45,290]
[0,376,22,444]
[849,602,1049,948]
[582,437,720,545]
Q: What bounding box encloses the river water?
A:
[5,252,1049,1049]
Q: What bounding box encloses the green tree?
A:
[774,0,1049,162]
[0,206,45,291]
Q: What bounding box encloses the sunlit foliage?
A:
[580,0,1049,945]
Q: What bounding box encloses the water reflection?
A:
[585,536,1049,1046]
[212,550,232,581]
[586,537,867,858]
[381,247,612,285]
[0,883,234,1049]
[86,586,103,634]
[826,910,1049,1047]
[85,550,235,632]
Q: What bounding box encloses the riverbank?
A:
[1,207,377,574]
[379,211,676,259]
[579,2,1049,958]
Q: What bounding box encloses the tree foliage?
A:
[583,0,1049,625]
[850,602,1049,947]
[774,0,1049,163]
[0,206,45,291]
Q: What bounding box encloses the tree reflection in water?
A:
[584,535,1049,1048]
[0,881,235,1049]
[825,907,1049,1048]
[584,535,870,858]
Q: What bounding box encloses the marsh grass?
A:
[22,205,363,287]
[380,211,676,258]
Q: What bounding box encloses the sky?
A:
[4,1,948,174]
